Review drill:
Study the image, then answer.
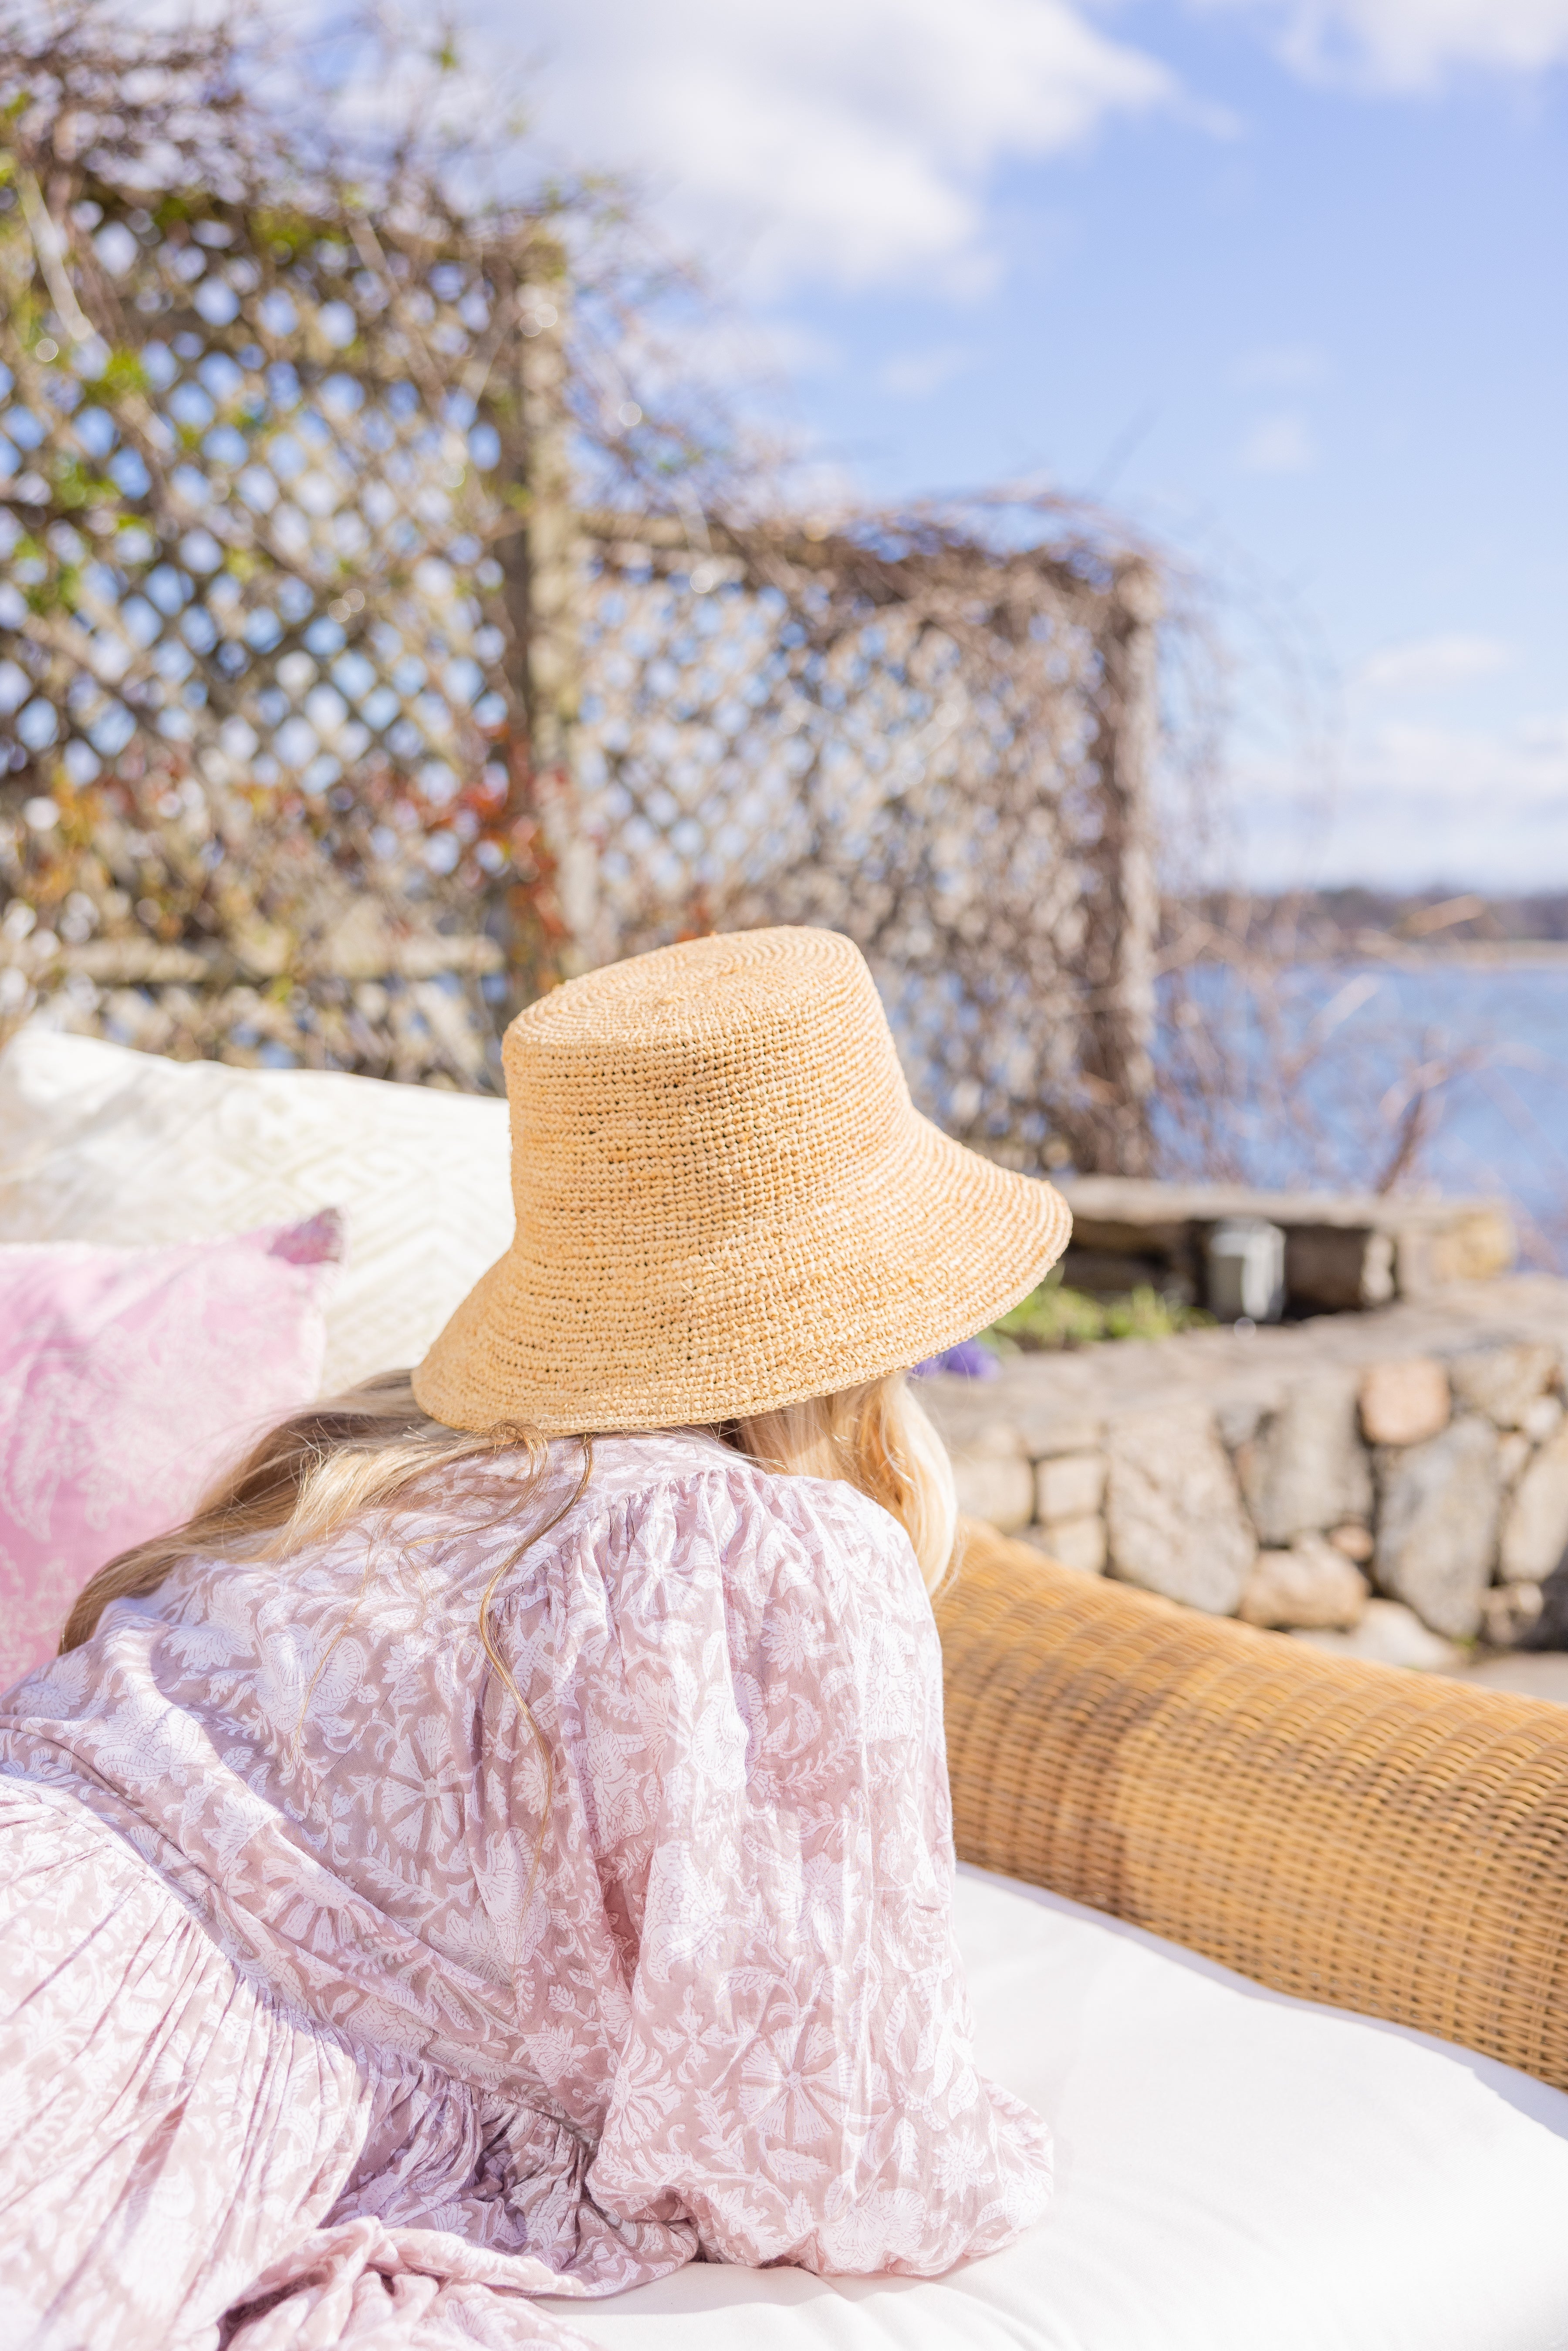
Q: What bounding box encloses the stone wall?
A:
[919,1275,1568,1668]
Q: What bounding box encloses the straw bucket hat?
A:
[412,926,1071,1436]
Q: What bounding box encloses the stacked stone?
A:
[923,1278,1568,1668]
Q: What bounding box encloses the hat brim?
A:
[413,1109,1071,1437]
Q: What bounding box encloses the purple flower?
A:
[911,1337,998,1381]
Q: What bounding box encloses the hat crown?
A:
[503,928,908,1226]
[413,924,1071,1435]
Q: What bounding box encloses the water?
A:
[1157,958,1568,1267]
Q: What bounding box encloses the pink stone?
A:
[1359,1357,1450,1448]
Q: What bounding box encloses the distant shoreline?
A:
[1179,890,1568,969]
[1331,938,1568,968]
[1179,933,1568,972]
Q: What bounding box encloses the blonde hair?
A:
[727,1379,957,1594]
[60,1366,958,1658]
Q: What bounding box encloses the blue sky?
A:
[423,0,1568,888]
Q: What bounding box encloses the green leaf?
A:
[99,346,151,400]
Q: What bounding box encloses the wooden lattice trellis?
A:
[0,145,578,1085]
[572,517,1160,1172]
[0,18,1163,1170]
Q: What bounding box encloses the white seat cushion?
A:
[544,1866,1568,2351]
[0,1028,513,1394]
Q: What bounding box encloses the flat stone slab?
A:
[1059,1175,1514,1240]
[1055,1176,1514,1308]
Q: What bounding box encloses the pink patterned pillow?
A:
[0,1210,342,1689]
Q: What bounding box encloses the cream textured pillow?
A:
[0,1029,513,1394]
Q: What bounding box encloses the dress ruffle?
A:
[0,1781,629,2348]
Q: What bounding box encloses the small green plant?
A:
[1101,1286,1214,1342]
[985,1269,1213,1353]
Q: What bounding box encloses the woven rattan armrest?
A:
[936,1519,1568,2090]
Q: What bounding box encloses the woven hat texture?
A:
[413,926,1071,1435]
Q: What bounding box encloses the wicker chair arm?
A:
[937,1520,1568,2089]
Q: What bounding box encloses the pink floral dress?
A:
[0,1430,1051,2349]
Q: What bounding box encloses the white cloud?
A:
[1335,716,1568,883]
[1357,633,1519,696]
[879,344,977,398]
[139,0,1173,294]
[1200,0,1568,88]
[1355,714,1568,804]
[1238,412,1317,472]
[452,0,1176,292]
[1236,712,1568,887]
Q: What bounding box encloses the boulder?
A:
[1237,1374,1373,1544]
[1010,1407,1105,1460]
[1035,1450,1107,1525]
[948,1423,1034,1533]
[1524,1394,1565,1444]
[1500,1422,1568,1585]
[1480,1583,1544,1649]
[1105,1406,1256,1614]
[1024,1514,1107,1576]
[1293,1599,1464,1673]
[1397,1205,1516,1293]
[1328,1522,1374,1562]
[1529,1558,1568,1649]
[1446,1340,1559,1430]
[1498,1432,1532,1485]
[1374,1414,1500,1639]
[1358,1357,1450,1447]
[1216,1395,1267,1452]
[1238,1536,1369,1630]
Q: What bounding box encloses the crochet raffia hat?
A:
[412,926,1071,1435]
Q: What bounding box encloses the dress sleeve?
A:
[583,1465,1053,2276]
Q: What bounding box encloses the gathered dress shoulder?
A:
[0,1428,1051,2349]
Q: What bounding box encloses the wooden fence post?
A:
[494,237,597,993]
[1079,556,1161,1175]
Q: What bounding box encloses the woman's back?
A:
[0,1429,1044,2331]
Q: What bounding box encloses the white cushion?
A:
[544,1866,1568,2351]
[0,1029,513,1394]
